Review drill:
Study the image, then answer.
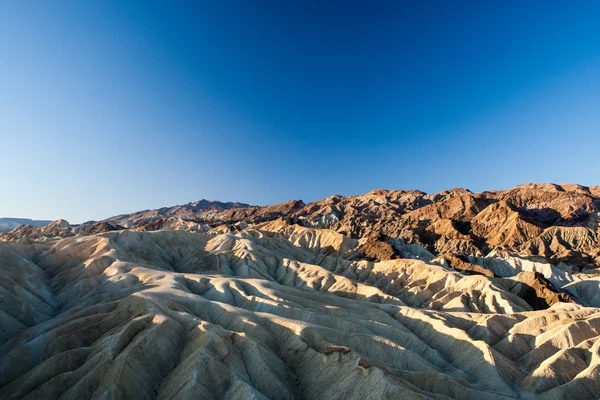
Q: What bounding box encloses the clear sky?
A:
[1,1,599,223]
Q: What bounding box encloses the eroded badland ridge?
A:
[2,183,600,399]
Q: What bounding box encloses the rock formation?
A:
[2,183,600,399]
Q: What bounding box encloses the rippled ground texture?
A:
[2,223,600,399]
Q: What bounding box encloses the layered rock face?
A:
[2,183,600,399]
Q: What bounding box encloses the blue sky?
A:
[1,1,599,222]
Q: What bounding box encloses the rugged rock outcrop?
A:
[5,184,600,274]
[504,272,575,310]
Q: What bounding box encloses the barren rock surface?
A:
[2,184,600,399]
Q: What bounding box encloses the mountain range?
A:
[1,183,600,399]
[0,218,51,232]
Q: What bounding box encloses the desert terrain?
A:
[2,183,600,399]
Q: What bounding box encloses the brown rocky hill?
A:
[121,183,600,271]
[4,183,600,271]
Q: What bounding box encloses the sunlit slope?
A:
[1,228,599,399]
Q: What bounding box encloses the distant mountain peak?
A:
[0,217,51,232]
